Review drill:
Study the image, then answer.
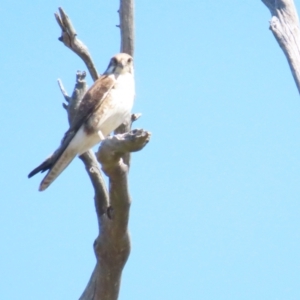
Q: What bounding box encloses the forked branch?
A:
[55,7,99,81]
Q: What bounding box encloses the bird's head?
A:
[104,53,134,76]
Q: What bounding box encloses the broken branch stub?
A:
[97,129,151,173]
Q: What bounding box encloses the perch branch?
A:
[55,7,99,81]
[262,0,300,93]
[78,130,150,300]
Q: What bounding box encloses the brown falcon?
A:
[28,53,135,191]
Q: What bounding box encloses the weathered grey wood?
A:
[79,130,150,300]
[119,0,135,56]
[55,7,99,81]
[262,0,300,93]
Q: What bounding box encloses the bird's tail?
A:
[28,127,80,191]
[38,149,77,191]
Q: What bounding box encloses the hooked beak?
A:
[119,60,126,68]
[115,60,126,72]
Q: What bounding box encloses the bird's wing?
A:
[69,75,116,134]
[28,75,115,180]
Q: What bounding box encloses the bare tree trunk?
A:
[119,0,135,56]
[262,0,300,93]
[53,1,150,299]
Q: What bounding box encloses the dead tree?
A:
[52,1,150,299]
[262,0,300,93]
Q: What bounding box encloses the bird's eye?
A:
[111,57,117,65]
[127,57,132,63]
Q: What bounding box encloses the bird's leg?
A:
[98,130,106,141]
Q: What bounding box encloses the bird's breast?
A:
[85,73,135,137]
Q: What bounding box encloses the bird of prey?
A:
[28,53,135,191]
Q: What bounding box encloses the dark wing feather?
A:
[28,75,115,178]
[28,130,76,178]
[28,157,52,177]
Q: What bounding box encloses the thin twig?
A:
[57,79,70,104]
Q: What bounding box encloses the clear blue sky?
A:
[1,0,300,299]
